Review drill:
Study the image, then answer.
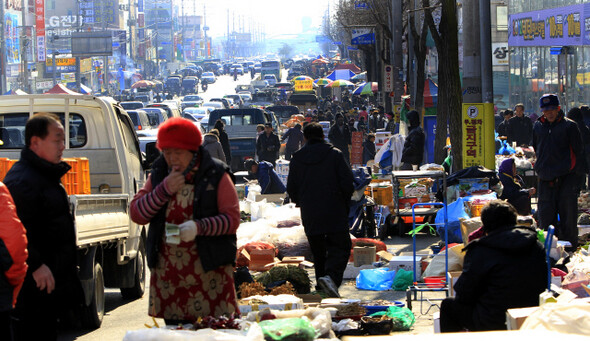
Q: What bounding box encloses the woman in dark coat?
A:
[400,110,425,170]
[498,158,535,215]
[214,119,232,166]
[362,134,376,165]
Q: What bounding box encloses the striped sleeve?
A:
[130,175,173,225]
[196,173,241,236]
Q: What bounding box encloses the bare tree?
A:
[408,0,429,115]
[424,0,462,168]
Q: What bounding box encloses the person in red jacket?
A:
[0,181,28,340]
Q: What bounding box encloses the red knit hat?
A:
[157,117,203,151]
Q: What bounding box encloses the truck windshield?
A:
[0,113,87,149]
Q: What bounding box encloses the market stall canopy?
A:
[352,82,378,95]
[314,78,332,86]
[44,84,80,95]
[3,89,27,95]
[327,79,355,88]
[424,78,438,108]
[291,75,313,81]
[131,80,155,89]
[79,84,92,95]
[334,63,361,74]
[351,72,367,82]
[325,69,356,81]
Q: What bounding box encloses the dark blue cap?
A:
[539,94,559,109]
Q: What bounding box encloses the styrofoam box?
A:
[343,262,374,279]
[389,255,421,278]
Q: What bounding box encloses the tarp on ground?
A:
[325,69,356,81]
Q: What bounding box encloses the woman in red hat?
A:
[130,117,240,325]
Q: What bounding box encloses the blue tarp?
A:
[326,69,356,81]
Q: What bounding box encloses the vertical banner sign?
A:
[350,131,364,166]
[384,65,393,92]
[35,0,46,62]
[462,104,486,168]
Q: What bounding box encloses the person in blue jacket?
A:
[244,159,286,194]
[498,158,535,215]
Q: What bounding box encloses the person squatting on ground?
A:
[498,158,535,216]
[4,113,82,341]
[287,123,354,298]
[532,94,583,251]
[440,200,546,332]
[244,159,286,195]
[130,117,241,325]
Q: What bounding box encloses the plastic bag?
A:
[422,244,466,279]
[356,269,396,291]
[392,268,413,291]
[370,306,415,331]
[520,301,590,334]
[258,317,315,341]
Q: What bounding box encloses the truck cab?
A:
[0,94,147,329]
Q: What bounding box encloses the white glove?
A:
[178,220,198,242]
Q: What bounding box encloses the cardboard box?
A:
[253,193,284,204]
[353,246,377,267]
[389,255,421,277]
[296,294,323,306]
[447,271,462,296]
[506,307,538,330]
[343,262,374,279]
[249,249,276,271]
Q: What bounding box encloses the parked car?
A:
[263,74,278,86]
[181,76,199,95]
[142,107,168,128]
[202,101,224,110]
[201,72,216,84]
[230,64,244,75]
[127,109,156,137]
[182,106,212,122]
[209,98,231,109]
[146,102,181,119]
[238,92,252,105]
[120,101,144,110]
[181,94,204,109]
[224,94,244,108]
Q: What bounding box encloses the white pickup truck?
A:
[0,94,147,328]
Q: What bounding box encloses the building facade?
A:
[508,0,590,113]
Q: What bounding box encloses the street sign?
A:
[315,35,331,43]
[351,29,375,45]
[384,65,393,92]
[333,41,342,45]
[354,1,370,10]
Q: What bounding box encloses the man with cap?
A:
[287,123,354,298]
[532,94,583,251]
[507,103,533,146]
[244,159,286,194]
[130,117,241,325]
[256,123,280,166]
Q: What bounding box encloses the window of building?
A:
[496,6,507,31]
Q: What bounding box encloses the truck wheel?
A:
[120,243,146,299]
[81,262,105,329]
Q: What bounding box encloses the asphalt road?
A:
[57,71,441,339]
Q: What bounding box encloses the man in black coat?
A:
[4,113,81,341]
[496,109,513,138]
[256,123,280,166]
[440,200,546,332]
[507,103,533,146]
[400,110,425,170]
[214,119,232,166]
[287,123,354,298]
[328,113,351,165]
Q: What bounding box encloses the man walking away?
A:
[532,94,583,251]
[328,113,352,165]
[256,123,280,166]
[4,113,82,341]
[287,123,354,298]
[507,103,533,146]
[400,110,426,170]
[566,107,590,191]
[281,123,304,161]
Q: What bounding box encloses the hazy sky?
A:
[177,0,332,38]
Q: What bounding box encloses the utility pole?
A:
[480,0,493,104]
[392,0,403,116]
[20,0,30,93]
[102,0,108,93]
[462,0,482,103]
[0,0,6,92]
[75,0,81,92]
[155,4,160,76]
[203,4,208,57]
